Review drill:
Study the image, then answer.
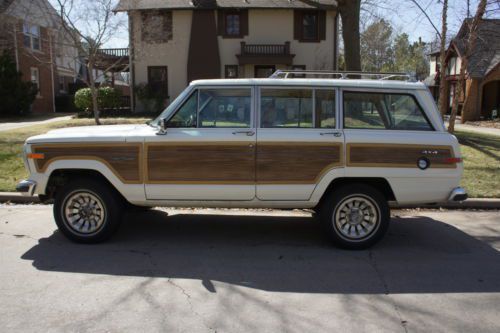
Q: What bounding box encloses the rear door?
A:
[256,86,345,201]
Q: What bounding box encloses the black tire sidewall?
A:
[54,179,123,243]
[320,184,390,249]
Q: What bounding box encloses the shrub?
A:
[0,51,38,116]
[74,86,122,112]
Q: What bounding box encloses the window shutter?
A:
[241,10,249,36]
[217,10,225,35]
[293,10,301,40]
[319,10,326,41]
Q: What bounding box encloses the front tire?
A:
[53,178,124,243]
[319,184,390,249]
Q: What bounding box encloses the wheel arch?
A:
[41,167,128,203]
[315,177,396,210]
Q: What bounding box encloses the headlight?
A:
[22,144,31,173]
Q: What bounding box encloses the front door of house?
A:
[254,65,276,78]
[144,86,256,201]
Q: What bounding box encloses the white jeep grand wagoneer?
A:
[17,71,467,249]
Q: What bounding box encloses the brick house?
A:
[114,0,339,112]
[425,19,500,121]
[0,0,79,113]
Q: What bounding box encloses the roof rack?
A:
[269,70,415,81]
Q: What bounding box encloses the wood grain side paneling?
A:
[347,144,456,168]
[32,144,142,183]
[257,143,343,184]
[146,142,255,183]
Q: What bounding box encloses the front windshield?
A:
[150,86,194,126]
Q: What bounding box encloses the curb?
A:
[0,192,499,209]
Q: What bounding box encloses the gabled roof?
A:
[114,0,338,12]
[451,19,500,78]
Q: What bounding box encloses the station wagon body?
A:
[18,72,467,248]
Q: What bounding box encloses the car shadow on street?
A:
[21,210,500,294]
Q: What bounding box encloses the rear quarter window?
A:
[343,91,433,131]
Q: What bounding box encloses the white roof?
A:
[190,78,427,90]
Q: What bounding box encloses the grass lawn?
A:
[455,130,500,198]
[0,118,149,192]
[0,120,498,198]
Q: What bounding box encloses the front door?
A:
[256,86,345,200]
[145,86,256,201]
[254,65,276,78]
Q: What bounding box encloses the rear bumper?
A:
[448,187,468,202]
[16,180,37,196]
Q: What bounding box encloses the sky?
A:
[49,0,500,48]
[367,0,500,45]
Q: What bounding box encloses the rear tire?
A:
[319,184,390,249]
[53,178,124,243]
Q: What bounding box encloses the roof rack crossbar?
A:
[269,70,414,81]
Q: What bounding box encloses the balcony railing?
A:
[237,42,295,65]
[240,42,291,56]
[96,48,129,57]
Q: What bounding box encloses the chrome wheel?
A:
[62,191,106,235]
[333,195,380,241]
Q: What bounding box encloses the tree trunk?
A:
[87,62,101,125]
[437,0,448,119]
[447,0,487,132]
[338,0,361,71]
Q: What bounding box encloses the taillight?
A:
[444,157,462,164]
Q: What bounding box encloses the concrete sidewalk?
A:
[0,191,499,209]
[445,121,500,137]
[0,115,73,132]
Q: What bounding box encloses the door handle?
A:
[232,130,255,136]
[320,132,342,137]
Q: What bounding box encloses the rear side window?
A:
[261,89,313,128]
[343,92,433,131]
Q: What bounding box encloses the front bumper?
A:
[448,187,468,202]
[16,180,37,196]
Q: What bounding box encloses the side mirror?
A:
[157,118,168,135]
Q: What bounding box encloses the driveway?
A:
[0,115,73,132]
[1,206,499,332]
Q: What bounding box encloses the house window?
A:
[226,14,240,36]
[147,66,168,96]
[225,65,239,78]
[30,67,40,95]
[294,10,326,42]
[23,23,41,51]
[141,10,173,43]
[302,12,319,40]
[218,10,248,38]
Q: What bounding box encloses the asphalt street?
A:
[1,205,499,332]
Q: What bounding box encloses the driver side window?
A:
[167,90,198,128]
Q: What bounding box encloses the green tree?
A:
[393,33,429,80]
[0,51,38,116]
[360,19,394,72]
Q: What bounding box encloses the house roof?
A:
[114,0,338,12]
[452,19,500,78]
[0,0,14,13]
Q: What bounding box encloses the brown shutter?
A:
[318,10,326,41]
[294,10,301,40]
[217,10,225,35]
[240,10,249,36]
